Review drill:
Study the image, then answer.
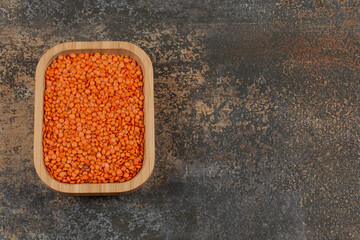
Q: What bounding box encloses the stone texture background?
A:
[1,0,360,239]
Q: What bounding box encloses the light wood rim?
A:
[34,42,155,195]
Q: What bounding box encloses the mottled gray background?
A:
[1,0,360,239]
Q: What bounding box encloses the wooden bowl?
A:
[34,42,155,195]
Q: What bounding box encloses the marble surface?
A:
[1,1,359,239]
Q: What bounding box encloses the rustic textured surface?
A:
[1,1,360,239]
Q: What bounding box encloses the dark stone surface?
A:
[1,0,360,239]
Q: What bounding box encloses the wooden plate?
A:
[34,42,155,195]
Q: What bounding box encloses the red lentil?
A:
[43,53,145,184]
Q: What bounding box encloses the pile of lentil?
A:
[43,52,145,183]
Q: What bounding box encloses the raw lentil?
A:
[43,53,145,183]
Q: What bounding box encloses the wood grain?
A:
[34,42,155,195]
